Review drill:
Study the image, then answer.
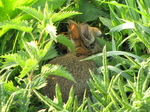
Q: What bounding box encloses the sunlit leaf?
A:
[52,11,81,22]
[31,75,47,89]
[19,59,38,78]
[57,35,75,54]
[18,6,44,22]
[41,64,76,82]
[0,20,32,32]
[110,22,134,33]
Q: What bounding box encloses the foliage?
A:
[86,46,150,111]
[0,0,79,111]
[0,0,150,111]
[99,0,150,55]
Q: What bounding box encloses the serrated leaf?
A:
[33,89,62,111]
[19,59,38,78]
[42,46,58,60]
[22,41,39,59]
[32,0,66,10]
[0,53,26,69]
[40,40,58,60]
[18,6,44,22]
[46,25,57,41]
[4,81,17,93]
[31,75,47,90]
[0,20,32,32]
[41,64,76,82]
[57,35,75,54]
[52,11,82,22]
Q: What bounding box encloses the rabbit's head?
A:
[68,20,102,56]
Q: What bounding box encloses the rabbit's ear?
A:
[68,20,91,56]
[80,24,95,46]
[68,20,81,40]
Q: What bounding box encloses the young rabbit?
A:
[42,20,102,102]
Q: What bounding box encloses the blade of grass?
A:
[2,92,16,112]
[102,46,109,88]
[136,66,145,99]
[65,86,74,111]
[83,51,143,62]
[33,89,62,111]
[118,78,129,104]
[55,84,63,105]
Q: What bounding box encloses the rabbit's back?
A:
[42,53,97,102]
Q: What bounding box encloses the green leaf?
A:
[88,83,106,107]
[110,22,135,33]
[52,11,81,22]
[55,84,63,105]
[46,24,57,41]
[33,89,62,111]
[0,0,36,21]
[73,96,78,112]
[105,1,147,19]
[0,52,27,69]
[77,0,102,22]
[32,0,66,10]
[110,89,125,107]
[135,22,150,35]
[65,86,74,110]
[18,6,44,22]
[76,91,88,111]
[42,40,58,60]
[2,92,16,112]
[102,46,109,88]
[41,64,76,82]
[83,51,143,61]
[96,37,112,51]
[89,70,107,95]
[136,66,145,98]
[31,75,47,90]
[118,78,130,104]
[99,17,113,29]
[101,65,134,82]
[19,59,38,78]
[4,81,17,93]
[0,19,32,33]
[0,82,5,110]
[22,41,39,59]
[57,35,75,54]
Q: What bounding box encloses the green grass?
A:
[0,0,150,111]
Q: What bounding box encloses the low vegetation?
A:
[0,0,150,111]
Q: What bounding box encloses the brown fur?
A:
[42,53,97,102]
